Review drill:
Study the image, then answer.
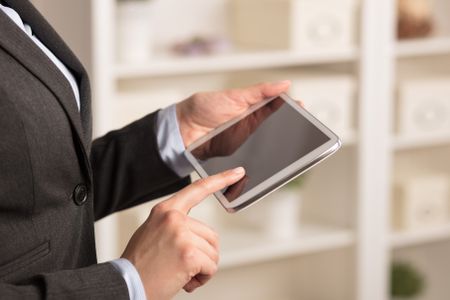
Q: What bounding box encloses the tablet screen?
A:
[190,97,331,202]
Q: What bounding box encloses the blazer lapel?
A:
[0,0,93,178]
[4,0,93,144]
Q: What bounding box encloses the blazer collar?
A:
[0,0,92,150]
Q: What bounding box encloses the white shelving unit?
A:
[34,0,450,299]
[390,1,450,299]
[393,133,450,151]
[115,48,358,78]
[391,224,450,249]
[219,225,354,269]
[397,37,450,58]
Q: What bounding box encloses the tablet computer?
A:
[184,93,341,213]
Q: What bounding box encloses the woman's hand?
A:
[176,81,291,148]
[122,167,246,300]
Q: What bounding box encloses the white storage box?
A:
[231,0,358,52]
[289,75,355,137]
[397,78,450,137]
[116,1,155,63]
[392,174,450,231]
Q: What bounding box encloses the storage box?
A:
[290,75,355,137]
[392,174,450,231]
[117,1,155,63]
[231,0,358,52]
[397,78,450,136]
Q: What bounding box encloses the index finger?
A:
[164,167,246,214]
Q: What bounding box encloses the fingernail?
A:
[232,167,245,175]
[273,80,291,86]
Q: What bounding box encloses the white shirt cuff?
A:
[110,258,147,300]
[156,104,193,177]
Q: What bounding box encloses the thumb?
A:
[243,81,291,105]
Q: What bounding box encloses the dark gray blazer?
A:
[0,0,190,298]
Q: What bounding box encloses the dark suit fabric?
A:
[0,0,190,298]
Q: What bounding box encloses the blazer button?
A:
[73,184,88,206]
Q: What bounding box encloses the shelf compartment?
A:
[397,37,450,58]
[115,48,358,78]
[392,239,450,300]
[391,223,450,249]
[218,225,354,269]
[393,132,450,151]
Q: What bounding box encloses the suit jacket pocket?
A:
[0,241,50,279]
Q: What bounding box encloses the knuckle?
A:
[192,179,203,190]
[205,225,220,247]
[180,245,197,264]
[195,178,212,193]
[162,210,183,226]
[212,251,220,264]
[258,82,271,91]
[190,92,206,102]
[211,263,219,275]
[194,178,207,187]
[221,171,233,182]
[212,232,220,249]
[226,89,241,100]
[203,180,214,192]
[152,202,167,214]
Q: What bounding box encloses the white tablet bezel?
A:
[184,93,341,213]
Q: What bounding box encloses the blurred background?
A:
[31,0,450,299]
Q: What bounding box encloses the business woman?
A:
[0,0,291,299]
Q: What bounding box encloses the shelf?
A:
[390,224,450,249]
[115,48,358,78]
[393,132,450,151]
[397,37,450,58]
[218,225,354,270]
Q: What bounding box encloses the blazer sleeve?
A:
[90,111,191,220]
[0,262,129,300]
